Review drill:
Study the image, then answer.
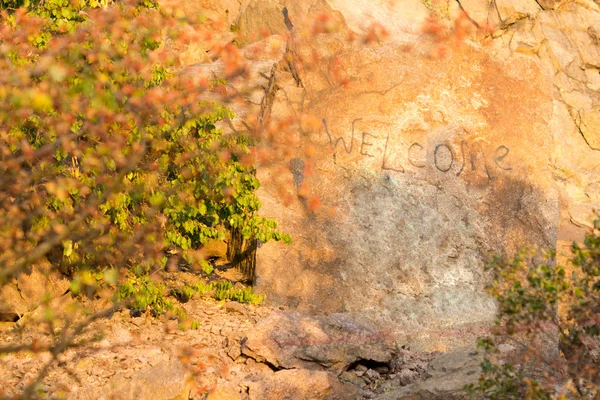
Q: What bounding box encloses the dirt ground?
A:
[0,269,431,400]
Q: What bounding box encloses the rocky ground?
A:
[0,270,484,400]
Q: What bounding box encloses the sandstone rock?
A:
[457,0,491,25]
[228,345,242,361]
[536,0,563,10]
[160,0,243,27]
[584,68,600,91]
[242,34,287,62]
[397,368,420,386]
[0,283,27,320]
[182,57,282,132]
[23,293,78,324]
[85,359,189,400]
[256,34,558,351]
[495,0,542,25]
[224,301,249,316]
[207,382,241,400]
[578,110,600,150]
[158,0,240,66]
[111,323,133,345]
[246,369,359,400]
[17,263,70,311]
[182,0,600,362]
[340,370,366,387]
[1,263,70,319]
[325,0,429,39]
[236,0,347,46]
[375,348,482,400]
[241,311,396,372]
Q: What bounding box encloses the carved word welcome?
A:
[322,118,512,180]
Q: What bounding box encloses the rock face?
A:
[172,0,600,352]
[255,23,558,350]
[375,347,483,400]
[236,0,347,46]
[242,311,397,372]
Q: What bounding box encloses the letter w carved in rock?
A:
[322,118,362,154]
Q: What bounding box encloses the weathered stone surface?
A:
[242,311,396,371]
[236,0,347,46]
[177,0,600,354]
[457,0,491,24]
[17,293,78,329]
[16,264,70,311]
[207,382,241,400]
[495,0,542,24]
[0,283,27,318]
[246,369,359,400]
[82,359,189,400]
[375,347,482,400]
[578,111,600,151]
[0,263,70,318]
[256,35,558,350]
[325,0,428,38]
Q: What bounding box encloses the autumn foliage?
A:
[0,0,292,395]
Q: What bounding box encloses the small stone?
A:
[355,364,368,372]
[228,346,242,361]
[111,324,132,345]
[225,302,249,315]
[164,320,178,334]
[221,327,233,337]
[365,369,380,380]
[398,368,419,386]
[235,355,247,364]
[498,344,516,354]
[340,371,366,387]
[374,365,390,374]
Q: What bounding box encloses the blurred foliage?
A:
[0,0,289,284]
[0,0,288,394]
[467,216,600,399]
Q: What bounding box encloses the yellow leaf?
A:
[49,65,68,82]
[31,90,52,111]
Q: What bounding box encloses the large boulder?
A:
[174,0,600,355]
[0,262,70,320]
[242,311,397,372]
[255,33,558,351]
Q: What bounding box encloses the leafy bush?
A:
[467,216,600,399]
[0,0,289,283]
[117,275,183,317]
[171,280,265,305]
[0,0,287,395]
